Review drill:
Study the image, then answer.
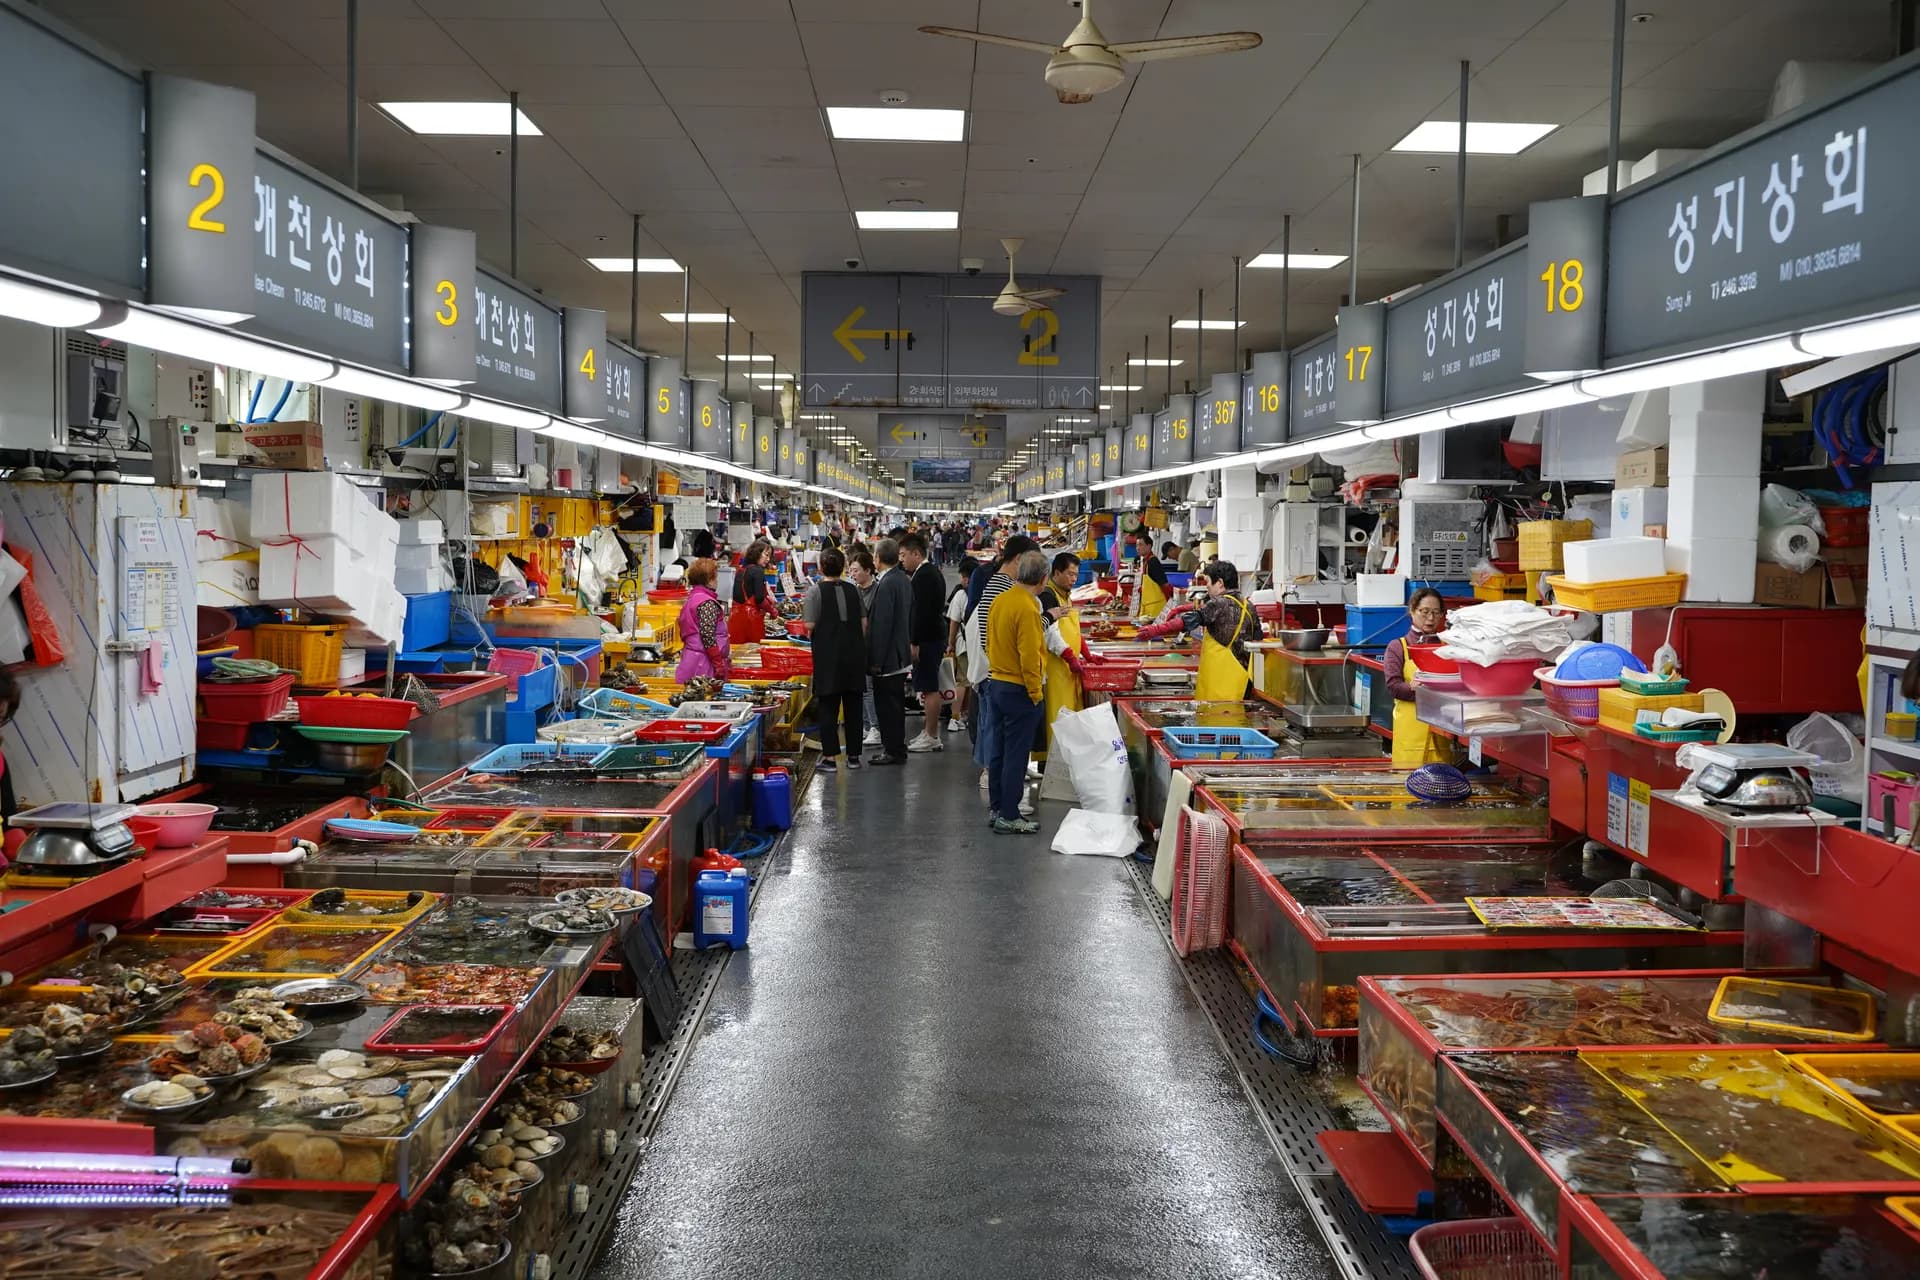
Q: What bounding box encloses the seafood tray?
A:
[1359,972,1853,1166]
[282,888,438,926]
[159,1048,485,1200]
[1436,1050,1920,1253]
[380,896,571,967]
[186,924,399,981]
[0,976,191,1035]
[462,845,639,899]
[1569,1192,1920,1280]
[1191,761,1550,843]
[1229,844,1742,1034]
[44,933,230,979]
[287,842,476,894]
[1791,1053,1920,1136]
[0,1188,394,1280]
[1708,975,1878,1043]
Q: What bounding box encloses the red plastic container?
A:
[1080,658,1143,692]
[295,695,419,731]
[1404,645,1460,676]
[196,720,259,752]
[197,672,295,722]
[1818,504,1868,547]
[636,718,733,745]
[485,648,543,677]
[757,645,813,676]
[647,588,688,604]
[364,1003,513,1054]
[1456,657,1540,696]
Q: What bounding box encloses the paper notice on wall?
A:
[1627,778,1651,856]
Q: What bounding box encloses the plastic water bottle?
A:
[692,869,750,950]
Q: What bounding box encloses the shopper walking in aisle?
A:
[728,541,774,645]
[865,538,914,766]
[673,559,731,682]
[983,550,1051,834]
[967,535,1041,809]
[1136,560,1261,701]
[900,532,948,752]
[944,577,971,735]
[1384,586,1460,768]
[1034,551,1087,767]
[801,548,866,774]
[848,549,881,749]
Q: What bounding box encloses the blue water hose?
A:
[262,377,293,423]
[727,831,776,859]
[1812,368,1887,489]
[244,377,264,423]
[395,410,446,450]
[1252,990,1319,1068]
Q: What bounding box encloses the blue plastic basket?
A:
[577,688,675,719]
[467,742,611,774]
[400,591,453,651]
[1162,726,1280,760]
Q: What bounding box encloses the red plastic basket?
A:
[364,1003,513,1054]
[1080,659,1143,692]
[1819,504,1868,547]
[1409,1218,1556,1280]
[758,645,813,676]
[295,695,420,731]
[1534,668,1614,725]
[636,718,734,745]
[486,648,544,677]
[197,672,295,722]
[197,720,260,752]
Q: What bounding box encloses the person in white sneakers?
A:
[900,532,947,753]
[944,579,971,735]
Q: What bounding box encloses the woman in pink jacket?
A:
[674,558,731,682]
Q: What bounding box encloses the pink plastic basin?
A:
[1456,658,1540,696]
[133,802,219,847]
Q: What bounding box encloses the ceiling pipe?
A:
[1455,60,1469,269]
[1347,153,1361,305]
[345,0,359,190]
[629,214,640,344]
[509,91,520,277]
[1608,0,1626,198]
[1280,214,1291,351]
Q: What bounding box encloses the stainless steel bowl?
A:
[314,741,393,772]
[1271,627,1331,652]
[15,830,117,869]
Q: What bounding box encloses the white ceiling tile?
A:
[650,67,818,108]
[504,67,665,105]
[619,20,806,70]
[437,20,639,67]
[269,18,472,66]
[356,65,502,100]
[528,105,687,139]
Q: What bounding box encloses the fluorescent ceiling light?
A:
[826,106,965,142]
[1100,384,1143,392]
[1172,319,1244,331]
[1128,358,1183,368]
[1392,120,1557,155]
[538,421,612,447]
[379,101,541,137]
[798,413,836,421]
[1579,336,1805,399]
[720,354,772,362]
[90,307,332,383]
[661,312,731,324]
[1449,382,1594,423]
[1099,404,1112,411]
[1053,416,1093,424]
[0,276,101,328]
[1247,252,1349,270]
[854,210,959,230]
[1797,310,1920,357]
[1363,410,1454,441]
[118,474,156,485]
[458,397,551,431]
[322,364,463,412]
[586,257,683,273]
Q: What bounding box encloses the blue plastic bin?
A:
[1344,606,1406,650]
[1162,726,1280,760]
[468,741,610,773]
[577,688,675,719]
[705,720,759,831]
[401,591,453,651]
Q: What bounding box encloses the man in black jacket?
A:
[865,538,915,765]
[900,532,948,752]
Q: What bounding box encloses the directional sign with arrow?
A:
[834,307,913,363]
[875,414,1005,460]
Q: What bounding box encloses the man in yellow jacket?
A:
[984,550,1051,835]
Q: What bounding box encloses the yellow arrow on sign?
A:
[888,421,928,444]
[835,307,911,363]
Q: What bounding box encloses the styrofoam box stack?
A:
[193,493,254,562]
[1563,536,1668,583]
[394,518,452,595]
[1354,574,1407,607]
[346,586,408,649]
[250,472,398,620]
[1611,488,1668,537]
[1664,373,1763,604]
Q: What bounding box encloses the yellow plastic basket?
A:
[1543,572,1688,613]
[1788,1054,1920,1128]
[1517,519,1592,571]
[1708,977,1877,1043]
[1596,687,1705,734]
[252,623,349,684]
[185,923,398,980]
[281,889,437,926]
[1888,1197,1920,1232]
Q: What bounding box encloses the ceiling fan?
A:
[920,1,1261,104]
[942,238,1064,316]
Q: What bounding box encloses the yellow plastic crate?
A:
[1709,977,1877,1043]
[1596,685,1705,734]
[1517,519,1593,571]
[1544,572,1688,613]
[282,889,437,926]
[1788,1055,1920,1133]
[1889,1197,1920,1232]
[186,923,398,980]
[252,623,348,684]
[1473,572,1530,602]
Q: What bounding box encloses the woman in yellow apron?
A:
[1129,533,1169,620]
[1137,561,1260,701]
[1384,587,1458,767]
[1035,553,1086,764]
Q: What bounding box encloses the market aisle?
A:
[590,731,1336,1280]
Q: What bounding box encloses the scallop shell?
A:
[317,1049,365,1069]
[289,1067,339,1088]
[350,1076,402,1097]
[341,1115,402,1135]
[371,1095,407,1114]
[364,1055,404,1074]
[327,1065,370,1080]
[306,1086,352,1105]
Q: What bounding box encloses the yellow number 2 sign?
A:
[186,163,227,233]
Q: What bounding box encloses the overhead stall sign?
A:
[731,400,752,467]
[1383,242,1525,417]
[147,76,255,321]
[1154,394,1194,469]
[410,225,477,385]
[472,267,563,412]
[1605,55,1920,365]
[874,415,1006,460]
[1288,333,1341,440]
[689,379,727,460]
[1103,426,1124,479]
[645,355,686,449]
[1334,303,1386,426]
[601,342,644,441]
[1242,351,1287,448]
[247,150,408,372]
[1124,413,1153,475]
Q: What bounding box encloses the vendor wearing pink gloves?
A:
[1135,561,1261,701]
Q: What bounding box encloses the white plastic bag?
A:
[937,655,957,697]
[1049,809,1141,858]
[1050,702,1135,815]
[1760,483,1826,535]
[1786,711,1864,802]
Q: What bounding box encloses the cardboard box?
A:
[1611,487,1668,537]
[1754,561,1825,609]
[1669,410,1763,477]
[1826,545,1868,609]
[242,420,324,470]
[1668,474,1760,542]
[1615,446,1668,488]
[1666,537,1757,604]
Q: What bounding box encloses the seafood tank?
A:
[1114,698,1382,824]
[1357,972,1860,1165]
[1569,1193,1920,1279]
[1230,844,1743,1032]
[1436,1050,1920,1249]
[1191,762,1551,843]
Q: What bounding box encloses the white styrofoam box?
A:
[257,537,377,614]
[1618,388,1669,448]
[1355,574,1406,608]
[470,501,518,537]
[1582,161,1633,196]
[421,489,470,532]
[1629,148,1700,184]
[250,471,363,540]
[396,543,441,572]
[1870,481,1920,630]
[395,561,454,596]
[1665,537,1758,603]
[1669,373,1764,418]
[1542,396,1631,481]
[1217,530,1261,569]
[196,556,258,609]
[397,518,444,545]
[1611,488,1669,537]
[1601,611,1634,651]
[1668,411,1764,478]
[193,495,253,562]
[1668,474,1760,543]
[338,648,367,684]
[1563,536,1667,583]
